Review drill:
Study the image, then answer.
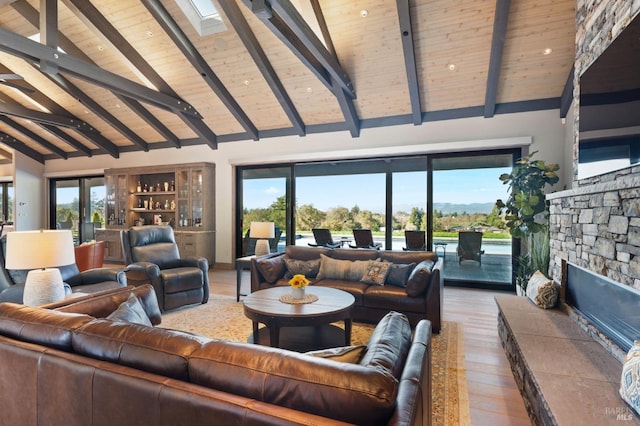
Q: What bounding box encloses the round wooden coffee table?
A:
[243,286,355,352]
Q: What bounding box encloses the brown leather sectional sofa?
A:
[251,246,444,332]
[0,285,432,425]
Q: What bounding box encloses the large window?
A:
[236,150,519,289]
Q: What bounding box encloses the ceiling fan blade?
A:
[0,80,35,94]
[0,74,23,80]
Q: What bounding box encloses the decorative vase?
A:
[291,287,305,300]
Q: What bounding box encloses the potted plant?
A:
[495,151,559,294]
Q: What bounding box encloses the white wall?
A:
[14,151,45,230]
[43,108,569,265]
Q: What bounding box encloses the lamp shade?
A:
[5,230,75,270]
[249,222,275,239]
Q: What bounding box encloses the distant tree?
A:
[325,207,355,231]
[408,207,425,230]
[486,204,505,228]
[296,204,325,230]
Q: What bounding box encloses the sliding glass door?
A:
[430,151,516,289]
[50,176,105,244]
[237,167,292,256]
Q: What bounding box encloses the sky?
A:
[243,167,511,212]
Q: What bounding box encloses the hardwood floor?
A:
[210,267,530,426]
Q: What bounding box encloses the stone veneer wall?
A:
[549,0,640,287]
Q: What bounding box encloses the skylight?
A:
[190,0,217,19]
[176,0,226,37]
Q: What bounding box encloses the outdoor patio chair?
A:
[457,231,485,266]
[308,228,341,249]
[349,229,382,249]
[403,230,426,251]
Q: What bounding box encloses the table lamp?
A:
[250,222,275,257]
[5,229,75,306]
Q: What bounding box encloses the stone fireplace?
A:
[549,1,640,292]
[547,1,640,357]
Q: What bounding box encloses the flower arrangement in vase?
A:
[288,274,309,299]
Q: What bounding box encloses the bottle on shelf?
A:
[136,181,142,193]
[164,199,170,210]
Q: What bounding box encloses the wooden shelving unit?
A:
[97,162,215,265]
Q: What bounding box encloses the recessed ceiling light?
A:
[543,48,552,55]
[97,45,104,51]
[447,63,456,71]
[146,30,154,37]
[307,87,313,93]
[243,80,250,86]
[360,9,368,18]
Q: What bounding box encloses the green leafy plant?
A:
[496,151,559,239]
[496,151,559,291]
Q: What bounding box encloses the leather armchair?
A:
[120,225,209,311]
[0,236,127,304]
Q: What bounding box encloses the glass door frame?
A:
[427,148,521,291]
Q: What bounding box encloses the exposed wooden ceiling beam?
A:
[242,0,336,96]
[140,0,259,141]
[0,62,118,157]
[267,0,355,99]
[560,65,574,119]
[311,0,359,136]
[216,0,304,137]
[0,27,200,118]
[396,0,422,125]
[484,0,511,118]
[12,0,177,150]
[0,115,67,159]
[117,96,181,148]
[40,124,93,156]
[45,72,149,151]
[62,0,218,149]
[39,0,58,74]
[0,100,91,131]
[0,131,44,163]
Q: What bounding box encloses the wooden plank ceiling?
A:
[0,0,576,163]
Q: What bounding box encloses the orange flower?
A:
[288,274,309,288]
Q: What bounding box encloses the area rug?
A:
[160,295,471,425]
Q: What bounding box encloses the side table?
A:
[433,242,447,261]
[235,255,255,302]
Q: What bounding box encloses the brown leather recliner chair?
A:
[120,225,209,311]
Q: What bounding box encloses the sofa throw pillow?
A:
[283,257,321,279]
[316,254,373,281]
[620,340,640,417]
[385,263,416,287]
[256,255,286,284]
[405,260,434,297]
[361,261,392,285]
[305,345,367,363]
[106,294,153,326]
[526,270,559,309]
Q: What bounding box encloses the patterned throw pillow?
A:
[316,254,372,282]
[361,261,392,285]
[620,340,640,416]
[526,270,559,309]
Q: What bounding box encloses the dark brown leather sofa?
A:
[251,246,444,332]
[0,285,432,426]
